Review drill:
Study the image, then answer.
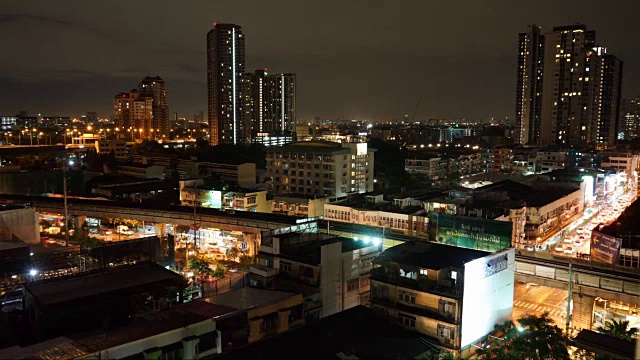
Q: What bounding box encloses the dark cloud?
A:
[0,0,638,121]
[0,13,126,44]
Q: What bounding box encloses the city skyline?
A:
[0,1,638,122]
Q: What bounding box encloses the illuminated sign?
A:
[484,253,509,278]
[590,231,622,265]
[429,213,512,252]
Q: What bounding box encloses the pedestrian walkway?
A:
[513,299,566,319]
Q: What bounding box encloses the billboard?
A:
[461,248,515,348]
[429,213,512,252]
[590,231,622,265]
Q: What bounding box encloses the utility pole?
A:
[565,262,573,336]
[63,166,70,247]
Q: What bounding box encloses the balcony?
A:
[371,267,461,298]
[371,295,457,324]
[250,264,278,278]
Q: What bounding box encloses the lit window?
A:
[420,269,428,276]
[451,271,457,280]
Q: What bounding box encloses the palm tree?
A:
[597,319,638,341]
[477,313,569,360]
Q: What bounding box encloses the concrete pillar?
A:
[153,223,165,237]
[572,292,596,330]
[74,215,88,239]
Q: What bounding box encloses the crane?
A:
[411,96,422,123]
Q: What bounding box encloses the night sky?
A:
[0,0,637,122]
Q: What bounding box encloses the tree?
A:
[477,313,569,360]
[238,253,255,270]
[189,255,215,278]
[226,246,240,261]
[596,319,638,341]
[79,237,100,250]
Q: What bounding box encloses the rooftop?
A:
[270,232,377,265]
[0,240,29,251]
[203,287,297,311]
[571,329,637,360]
[475,179,581,207]
[24,262,184,306]
[70,301,237,352]
[217,306,437,360]
[108,161,162,169]
[373,241,489,270]
[0,336,91,360]
[273,194,326,203]
[268,140,352,155]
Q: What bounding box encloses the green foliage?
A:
[477,313,569,360]
[83,152,116,172]
[79,237,100,250]
[189,255,215,277]
[367,138,410,189]
[238,253,255,270]
[131,140,167,155]
[596,319,638,341]
[226,246,240,261]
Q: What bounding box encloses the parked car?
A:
[564,246,575,255]
[555,244,564,252]
[116,225,134,235]
[535,243,548,251]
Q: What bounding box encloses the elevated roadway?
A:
[0,194,300,234]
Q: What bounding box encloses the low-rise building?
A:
[474,179,585,240]
[271,195,328,218]
[103,162,164,179]
[95,139,127,159]
[179,179,270,212]
[492,146,513,172]
[405,153,482,180]
[203,287,303,343]
[0,288,304,360]
[266,140,375,198]
[222,190,270,213]
[600,152,639,182]
[249,232,381,322]
[23,262,186,341]
[216,306,439,360]
[91,178,174,202]
[198,162,257,188]
[323,193,430,237]
[370,241,515,357]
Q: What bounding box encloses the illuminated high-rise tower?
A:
[207,23,247,145]
[515,25,544,145]
[246,69,296,136]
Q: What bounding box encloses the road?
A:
[525,188,637,260]
[513,281,569,329]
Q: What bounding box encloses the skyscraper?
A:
[207,23,247,145]
[515,25,544,145]
[539,24,623,149]
[113,90,153,138]
[585,48,622,148]
[621,97,640,140]
[246,69,297,136]
[139,76,169,135]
